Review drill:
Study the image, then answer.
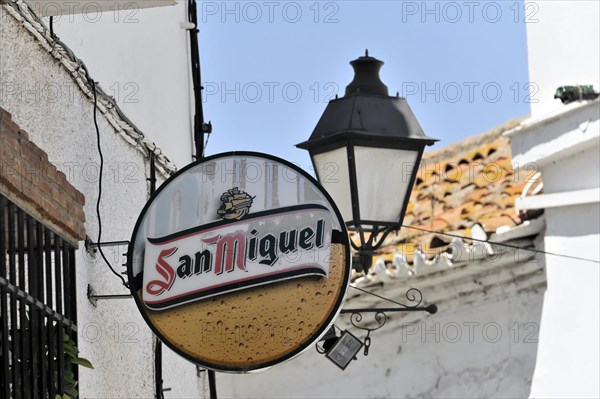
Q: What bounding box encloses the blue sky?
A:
[199,1,530,172]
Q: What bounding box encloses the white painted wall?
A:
[519,3,600,393]
[525,0,600,117]
[218,289,544,398]
[0,8,204,398]
[46,0,195,168]
[510,97,600,397]
[530,203,600,398]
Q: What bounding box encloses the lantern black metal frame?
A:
[300,133,429,252]
[297,51,438,261]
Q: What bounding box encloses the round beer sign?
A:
[127,152,351,372]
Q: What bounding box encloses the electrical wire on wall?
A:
[18,3,162,289]
[3,0,177,176]
[90,80,130,288]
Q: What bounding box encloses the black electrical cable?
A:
[90,80,130,288]
[188,0,205,160]
[49,16,54,38]
[400,224,600,264]
[203,131,211,157]
[349,285,414,308]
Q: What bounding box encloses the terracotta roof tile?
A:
[374,117,535,266]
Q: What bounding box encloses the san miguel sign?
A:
[127,152,350,372]
[143,201,333,310]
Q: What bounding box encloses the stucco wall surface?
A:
[44,1,194,169]
[529,204,600,399]
[0,8,204,398]
[509,33,600,395]
[217,288,544,398]
[525,1,600,118]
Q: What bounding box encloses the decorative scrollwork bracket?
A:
[339,288,438,356]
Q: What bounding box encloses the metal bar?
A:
[0,288,8,399]
[69,249,78,327]
[346,143,362,241]
[0,277,76,330]
[54,236,63,315]
[44,230,52,309]
[56,319,65,396]
[7,202,20,399]
[155,336,163,399]
[54,235,64,395]
[36,222,48,399]
[62,241,74,392]
[69,247,78,387]
[208,370,218,399]
[340,305,438,314]
[92,295,132,300]
[27,216,39,398]
[145,153,164,399]
[87,240,130,248]
[0,196,10,399]
[62,242,77,392]
[149,153,164,399]
[62,243,71,327]
[44,229,56,399]
[17,208,30,399]
[87,284,131,307]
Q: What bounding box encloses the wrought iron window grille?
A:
[0,192,78,397]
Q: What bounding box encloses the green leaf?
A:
[72,357,94,369]
[64,368,75,381]
[63,345,78,359]
[65,385,78,398]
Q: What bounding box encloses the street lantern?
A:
[297,51,438,270]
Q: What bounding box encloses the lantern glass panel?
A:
[354,146,419,224]
[313,147,353,223]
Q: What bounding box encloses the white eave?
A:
[504,98,600,167]
[517,188,600,210]
[489,215,546,242]
[504,98,600,137]
[26,1,177,17]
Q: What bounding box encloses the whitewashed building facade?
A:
[1,1,205,397]
[507,2,600,397]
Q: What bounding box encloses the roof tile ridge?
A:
[423,117,526,164]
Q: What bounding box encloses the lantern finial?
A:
[345,52,388,96]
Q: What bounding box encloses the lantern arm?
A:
[368,226,396,250]
[350,224,397,252]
